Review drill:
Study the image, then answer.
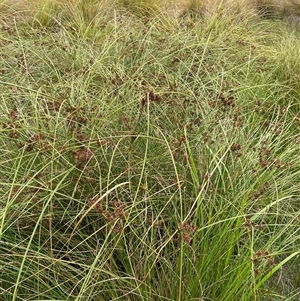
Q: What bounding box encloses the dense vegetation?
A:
[0,0,300,300]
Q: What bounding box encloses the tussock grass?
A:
[1,0,300,300]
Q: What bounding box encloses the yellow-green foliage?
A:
[1,0,300,300]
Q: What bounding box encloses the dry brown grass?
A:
[0,0,32,23]
[161,0,300,26]
[0,0,31,11]
[1,0,300,26]
[170,0,300,15]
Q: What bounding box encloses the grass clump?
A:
[0,1,300,300]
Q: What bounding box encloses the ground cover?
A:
[0,1,300,300]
